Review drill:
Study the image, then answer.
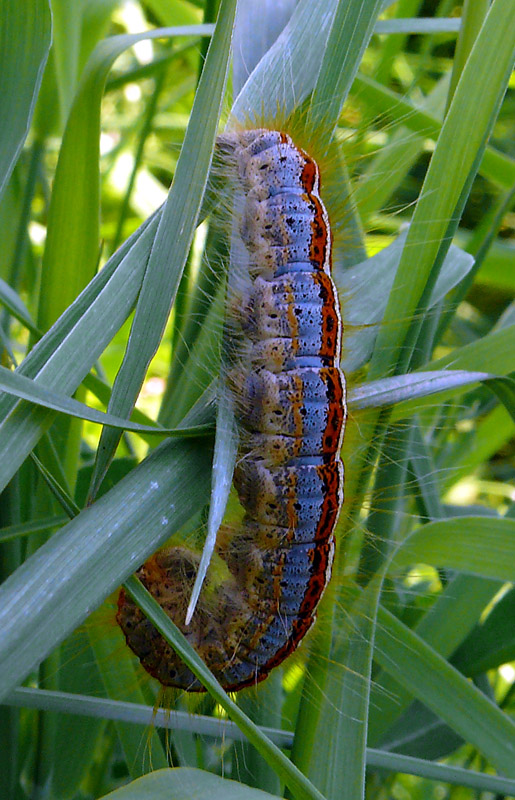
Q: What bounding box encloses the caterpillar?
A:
[117,129,347,691]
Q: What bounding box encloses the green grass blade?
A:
[0,436,212,702]
[307,0,383,144]
[452,586,515,676]
[0,215,161,493]
[446,0,489,108]
[374,17,461,34]
[486,373,515,421]
[38,24,212,334]
[88,0,236,498]
[124,577,327,800]
[0,277,39,335]
[87,623,168,776]
[185,388,237,624]
[232,0,296,95]
[3,687,292,745]
[0,515,69,544]
[389,516,515,581]
[232,0,338,121]
[337,232,473,373]
[365,750,515,794]
[368,573,501,746]
[354,73,515,191]
[391,325,515,419]
[369,0,515,379]
[0,211,158,400]
[0,0,51,200]
[439,404,515,491]
[374,599,515,776]
[306,577,383,800]
[348,370,492,410]
[0,364,212,436]
[50,0,83,126]
[6,688,515,794]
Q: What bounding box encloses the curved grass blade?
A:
[0,365,212,437]
[391,325,515,419]
[304,576,383,800]
[0,215,161,494]
[348,370,492,410]
[6,687,515,795]
[485,373,515,422]
[232,0,339,121]
[232,0,296,96]
[0,278,39,336]
[367,573,501,747]
[185,389,237,624]
[338,233,474,373]
[0,210,159,414]
[452,586,515,676]
[365,750,515,794]
[354,73,515,191]
[307,0,383,145]
[0,0,51,200]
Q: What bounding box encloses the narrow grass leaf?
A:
[0,278,39,335]
[88,622,168,775]
[124,577,327,800]
[485,373,515,421]
[374,18,461,34]
[0,364,213,436]
[89,0,236,499]
[50,0,83,125]
[38,24,212,333]
[185,389,237,624]
[0,0,51,200]
[307,577,383,800]
[0,515,69,544]
[452,586,515,676]
[348,370,491,410]
[439,405,515,491]
[365,750,515,794]
[0,211,159,408]
[232,0,296,96]
[446,0,489,108]
[368,573,501,746]
[354,73,515,191]
[6,687,514,794]
[3,687,292,745]
[391,325,515,419]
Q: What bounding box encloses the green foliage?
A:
[0,1,514,799]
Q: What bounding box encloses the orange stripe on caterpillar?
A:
[117,129,346,691]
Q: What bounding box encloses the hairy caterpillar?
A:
[117,129,347,691]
